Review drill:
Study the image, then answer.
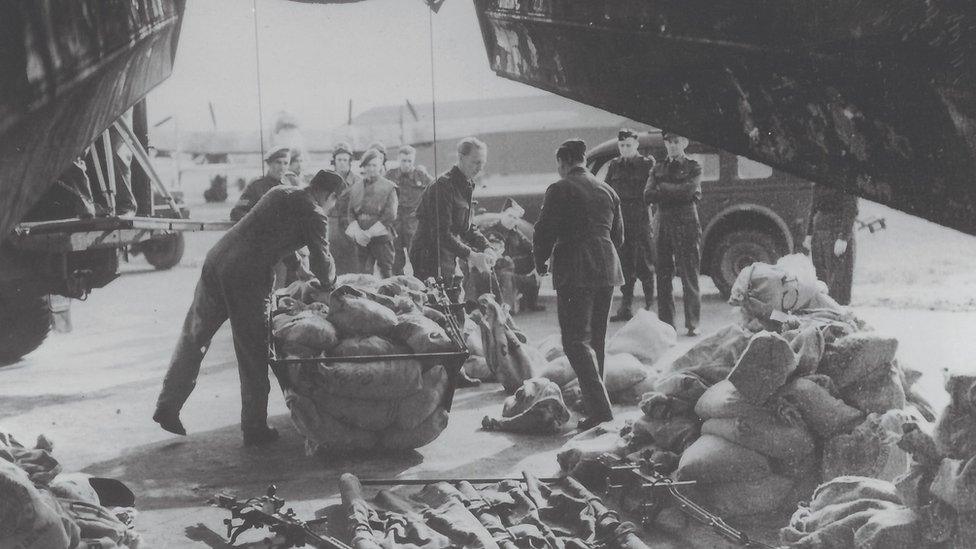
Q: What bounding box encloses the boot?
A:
[243,426,280,446]
[153,408,186,436]
[642,279,655,310]
[610,294,633,322]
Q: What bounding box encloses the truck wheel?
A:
[0,293,52,365]
[710,230,779,299]
[143,233,185,270]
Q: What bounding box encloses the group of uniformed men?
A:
[153,127,855,442]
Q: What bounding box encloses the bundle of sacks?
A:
[273,274,458,455]
[666,255,933,519]
[0,430,140,549]
[779,371,976,548]
[538,309,676,407]
[557,255,934,522]
[462,293,545,393]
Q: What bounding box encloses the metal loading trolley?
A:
[267,277,470,414]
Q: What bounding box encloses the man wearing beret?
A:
[645,132,703,336]
[328,142,362,275]
[154,170,341,445]
[348,148,398,277]
[230,147,291,222]
[605,128,656,322]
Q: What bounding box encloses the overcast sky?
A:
[149,0,538,132]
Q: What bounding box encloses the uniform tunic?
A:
[808,184,858,305]
[329,171,362,276]
[605,155,656,302]
[230,175,281,222]
[348,176,398,277]
[387,166,433,274]
[533,165,624,420]
[156,186,336,433]
[410,166,489,281]
[645,156,703,331]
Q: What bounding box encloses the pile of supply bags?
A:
[462,294,544,393]
[0,431,139,549]
[273,274,459,455]
[779,371,976,548]
[559,255,935,521]
[538,309,676,407]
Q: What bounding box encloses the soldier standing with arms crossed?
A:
[645,132,702,336]
[605,129,656,322]
[534,139,624,430]
[804,183,858,305]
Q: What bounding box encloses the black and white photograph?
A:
[1,1,975,547]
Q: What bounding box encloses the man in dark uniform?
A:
[605,129,656,322]
[645,131,702,336]
[480,199,544,312]
[153,170,341,445]
[328,142,361,276]
[229,147,290,222]
[387,145,433,275]
[804,183,858,305]
[410,137,491,282]
[534,139,624,431]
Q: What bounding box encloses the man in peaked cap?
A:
[645,131,703,336]
[230,147,291,222]
[605,128,656,322]
[154,169,341,446]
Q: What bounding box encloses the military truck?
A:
[473,130,813,298]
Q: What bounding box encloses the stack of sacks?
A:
[556,419,636,476]
[274,275,457,455]
[780,476,921,549]
[0,431,140,549]
[464,294,544,393]
[537,311,675,406]
[728,253,840,324]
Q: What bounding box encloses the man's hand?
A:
[802,235,813,250]
[834,239,848,257]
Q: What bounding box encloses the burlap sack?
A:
[273,309,338,352]
[777,376,864,438]
[0,459,77,549]
[694,473,796,517]
[702,415,815,464]
[677,434,773,483]
[381,407,450,451]
[607,309,676,364]
[328,288,398,338]
[392,314,454,354]
[820,333,898,390]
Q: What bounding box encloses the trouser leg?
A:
[590,286,614,375]
[156,271,228,415]
[516,273,540,307]
[224,278,273,433]
[656,226,677,328]
[832,237,855,306]
[369,238,396,278]
[557,287,613,420]
[393,217,417,275]
[676,222,702,331]
[641,277,655,309]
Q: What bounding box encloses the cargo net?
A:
[269,274,468,456]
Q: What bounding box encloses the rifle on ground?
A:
[211,485,351,548]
